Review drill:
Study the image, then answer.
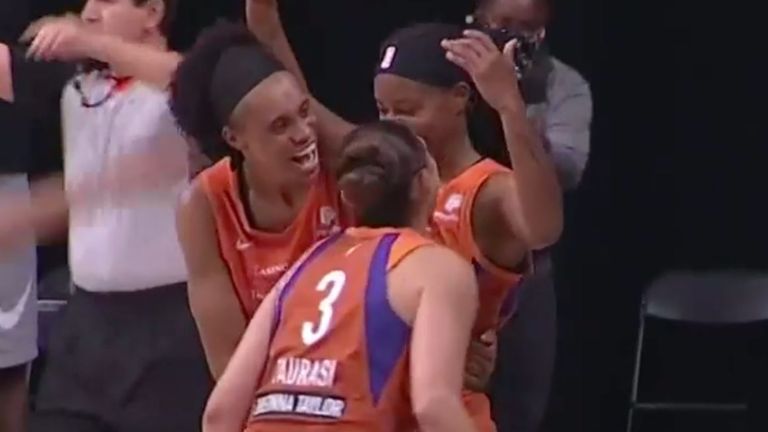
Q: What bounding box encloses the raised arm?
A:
[203,288,278,432]
[245,0,355,168]
[83,35,180,89]
[443,30,562,250]
[23,15,180,89]
[400,247,479,432]
[176,181,247,379]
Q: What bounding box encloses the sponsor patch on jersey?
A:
[251,392,346,420]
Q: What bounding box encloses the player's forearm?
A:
[246,2,308,91]
[414,394,476,432]
[245,2,353,165]
[202,402,245,432]
[87,35,181,89]
[202,389,250,432]
[204,359,259,432]
[1,43,13,102]
[188,288,245,380]
[204,297,275,430]
[499,98,563,248]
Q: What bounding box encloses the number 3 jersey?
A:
[246,227,433,432]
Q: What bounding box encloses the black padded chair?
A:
[626,270,768,432]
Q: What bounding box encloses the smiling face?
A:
[223,71,319,186]
[373,73,469,157]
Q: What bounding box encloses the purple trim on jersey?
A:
[364,233,411,405]
[472,259,519,325]
[498,282,520,323]
[271,232,343,339]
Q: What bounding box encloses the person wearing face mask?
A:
[469,0,592,189]
[467,1,592,431]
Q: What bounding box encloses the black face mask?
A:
[518,42,552,105]
[468,19,553,105]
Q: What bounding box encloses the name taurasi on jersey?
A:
[271,357,338,388]
[253,357,344,420]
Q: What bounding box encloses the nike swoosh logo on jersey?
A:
[0,279,34,331]
[236,239,253,251]
[345,244,362,257]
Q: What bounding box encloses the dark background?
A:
[5,0,767,431]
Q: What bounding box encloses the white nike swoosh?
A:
[236,240,252,251]
[345,244,362,257]
[0,279,34,331]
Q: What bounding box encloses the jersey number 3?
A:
[302,270,347,346]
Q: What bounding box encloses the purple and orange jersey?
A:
[245,228,433,432]
[200,158,349,317]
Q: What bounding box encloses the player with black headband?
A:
[248,4,562,431]
[204,121,479,432]
[170,21,350,379]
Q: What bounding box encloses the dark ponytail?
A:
[374,22,512,168]
[336,121,427,228]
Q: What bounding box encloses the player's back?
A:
[245,227,431,432]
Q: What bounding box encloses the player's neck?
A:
[406,206,432,234]
[241,167,311,232]
[435,135,482,182]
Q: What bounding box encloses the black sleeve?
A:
[8,44,76,118]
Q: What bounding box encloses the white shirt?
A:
[62,72,188,292]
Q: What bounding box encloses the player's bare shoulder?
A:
[177,176,211,219]
[473,171,516,217]
[399,244,477,295]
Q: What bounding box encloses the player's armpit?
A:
[176,181,247,380]
[410,247,479,432]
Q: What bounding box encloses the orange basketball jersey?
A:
[245,228,432,432]
[200,158,349,317]
[430,158,526,334]
[430,159,528,432]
